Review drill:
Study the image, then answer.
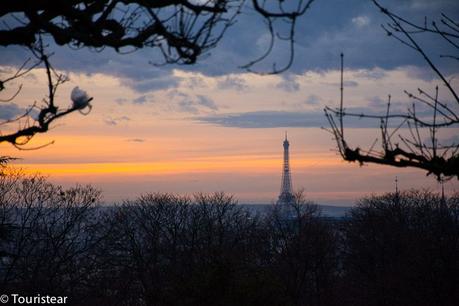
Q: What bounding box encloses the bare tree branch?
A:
[0,39,93,148]
[242,0,316,74]
[326,37,458,181]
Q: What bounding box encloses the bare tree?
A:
[0,1,240,64]
[0,0,315,69]
[0,38,93,149]
[267,190,338,306]
[96,192,289,305]
[0,171,102,298]
[325,0,459,180]
[342,190,459,306]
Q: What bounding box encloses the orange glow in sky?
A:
[1,68,457,205]
[18,155,340,176]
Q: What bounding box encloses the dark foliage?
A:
[340,190,459,306]
[1,173,458,305]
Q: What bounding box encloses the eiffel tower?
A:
[277,132,294,205]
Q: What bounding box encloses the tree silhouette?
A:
[267,190,338,306]
[2,170,459,305]
[0,171,102,299]
[0,39,93,149]
[325,0,459,180]
[341,190,459,306]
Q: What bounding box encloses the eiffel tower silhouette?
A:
[277,132,294,205]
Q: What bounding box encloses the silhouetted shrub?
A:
[0,171,102,302]
[341,190,459,306]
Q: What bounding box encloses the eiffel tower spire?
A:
[278,132,294,205]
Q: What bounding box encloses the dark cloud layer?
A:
[123,73,181,93]
[0,0,458,87]
[195,110,390,129]
[193,98,434,128]
[196,111,324,128]
[0,103,25,120]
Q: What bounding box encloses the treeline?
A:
[0,172,458,306]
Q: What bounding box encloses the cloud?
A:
[104,115,131,126]
[1,0,458,80]
[132,95,154,105]
[126,138,145,143]
[276,74,300,92]
[166,90,218,114]
[217,76,248,91]
[194,111,332,128]
[409,0,458,10]
[344,80,359,87]
[195,111,323,128]
[195,108,406,129]
[404,65,437,82]
[352,16,370,28]
[185,76,208,89]
[354,69,387,80]
[177,99,199,114]
[167,90,187,100]
[360,95,405,114]
[368,96,387,109]
[196,95,219,111]
[123,74,181,93]
[133,96,147,104]
[115,98,128,104]
[0,67,13,74]
[305,94,322,105]
[167,90,198,114]
[323,80,359,87]
[0,103,25,120]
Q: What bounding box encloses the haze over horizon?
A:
[1,0,458,205]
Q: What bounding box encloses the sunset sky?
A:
[1,0,458,205]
